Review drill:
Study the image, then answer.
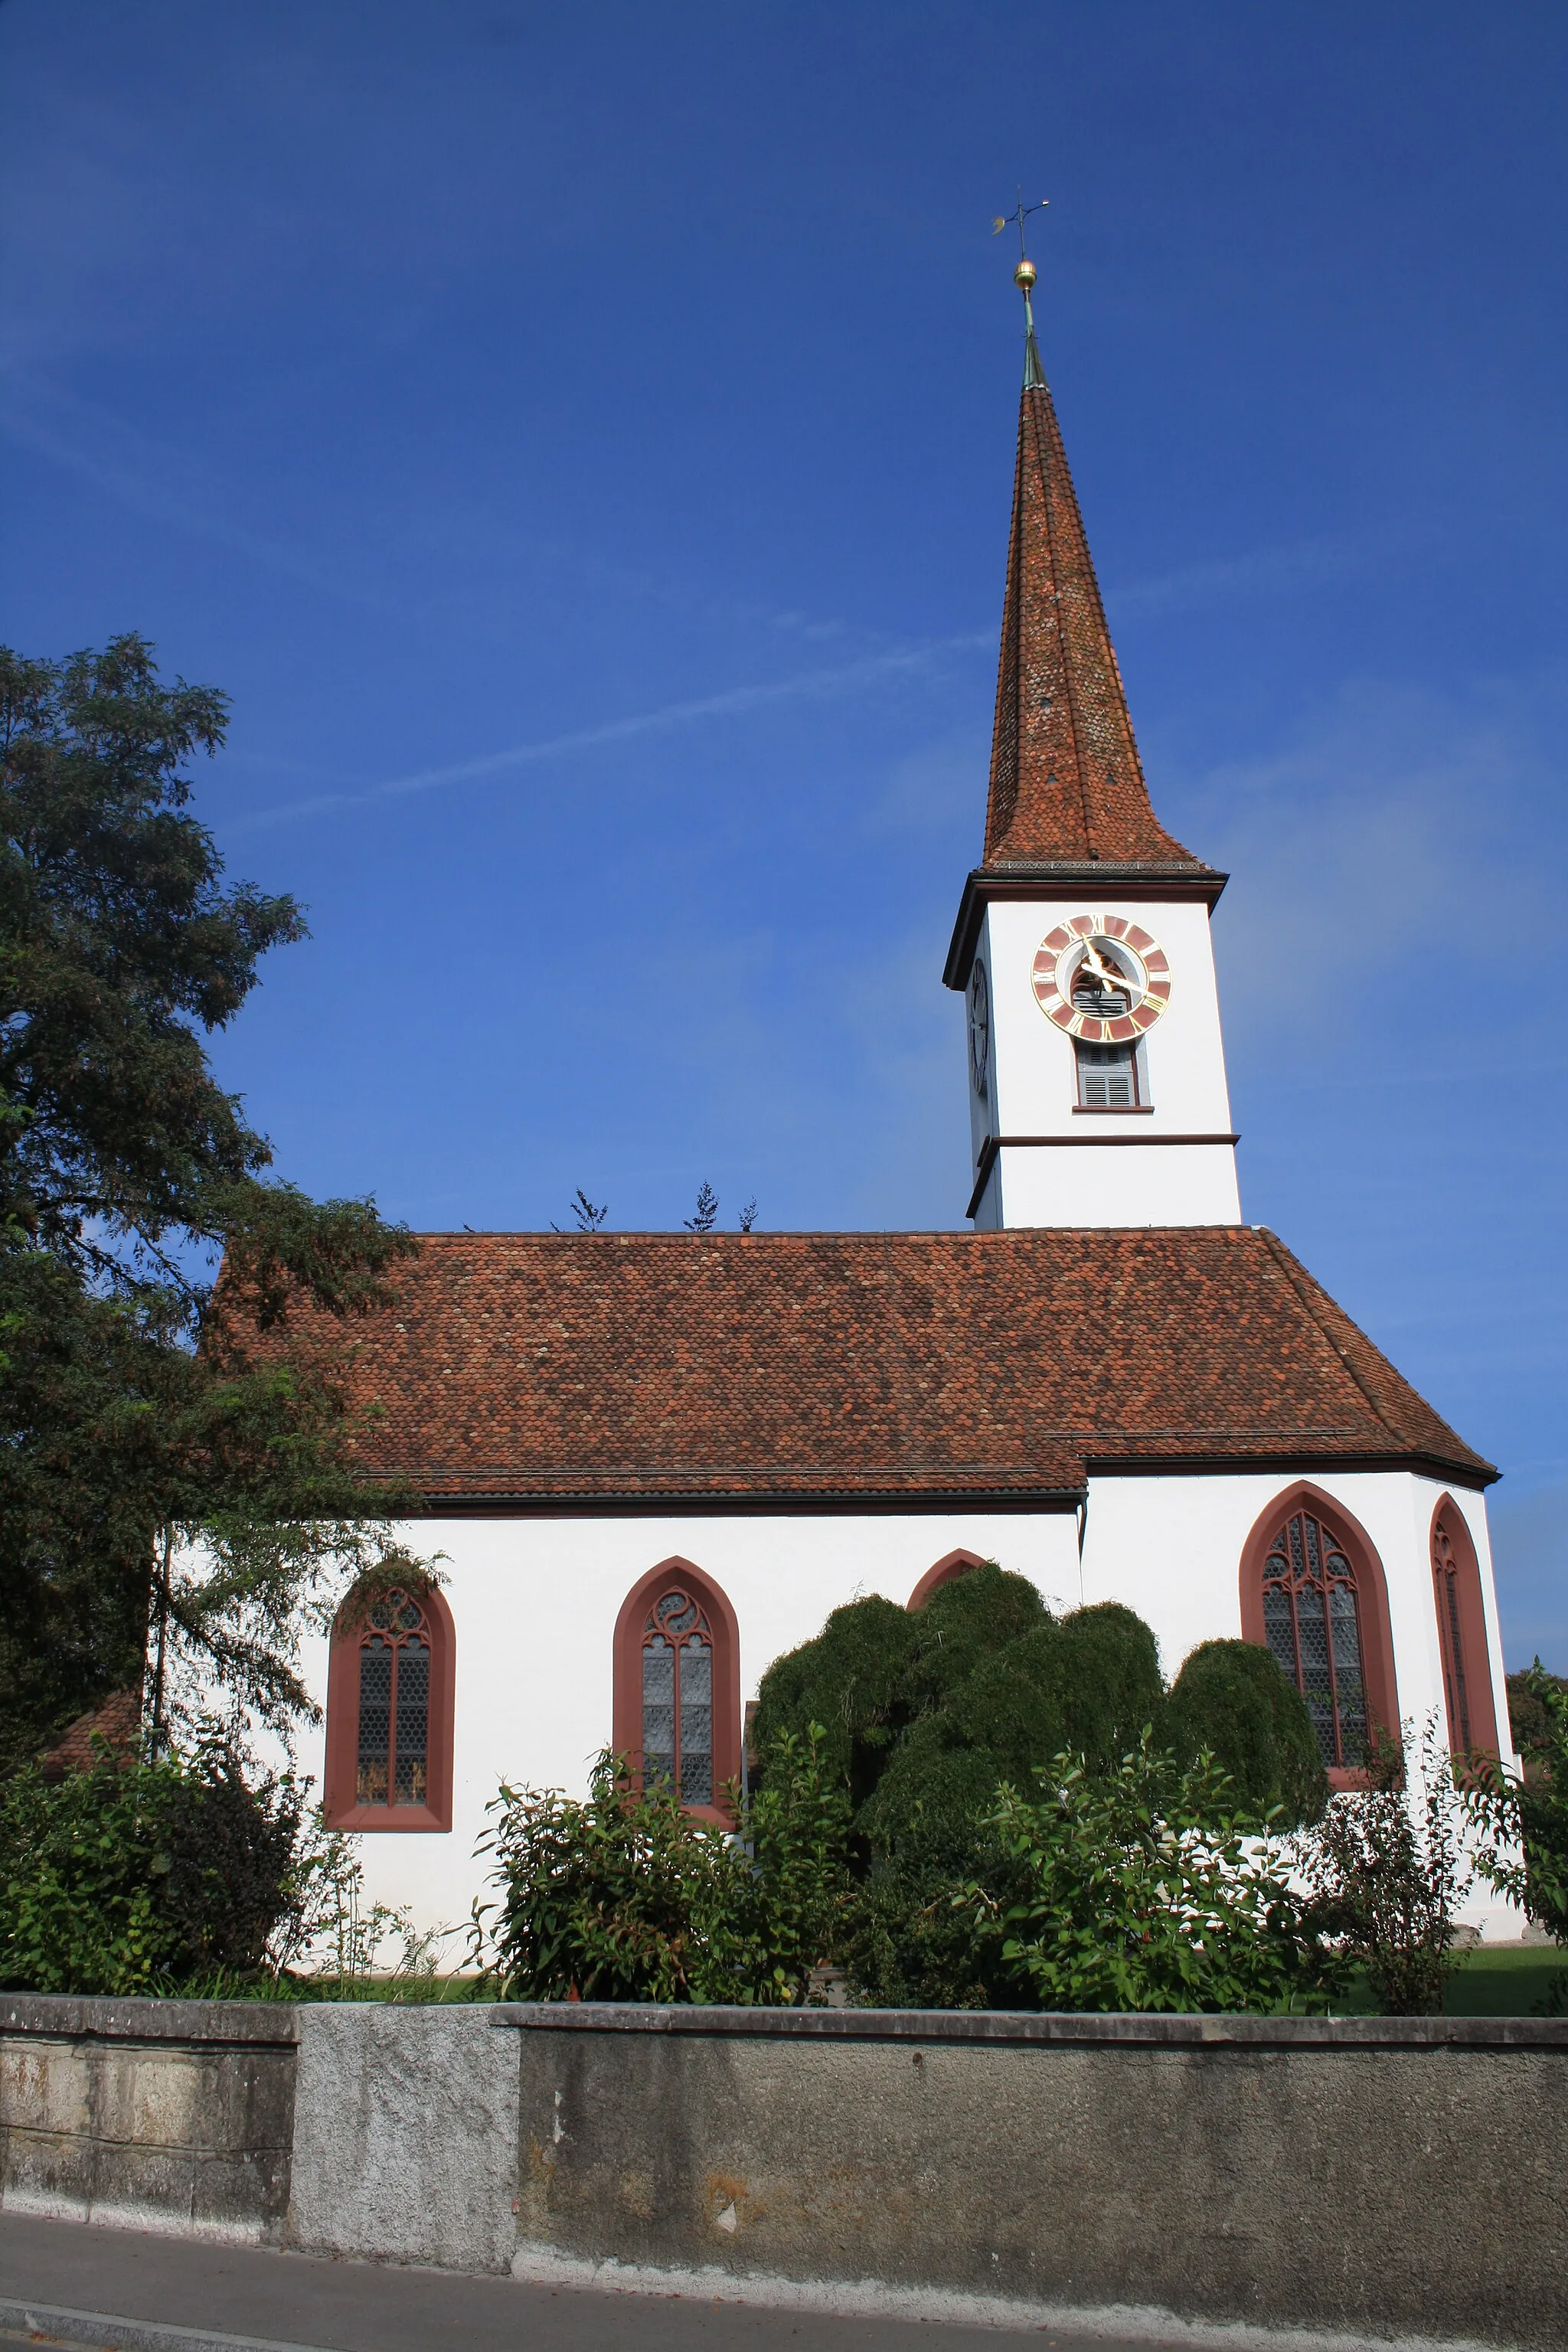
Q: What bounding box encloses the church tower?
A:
[945,250,1242,1231]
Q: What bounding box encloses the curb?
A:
[0,2298,326,2352]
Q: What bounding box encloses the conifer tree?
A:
[0,636,418,1767]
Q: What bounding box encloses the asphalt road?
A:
[0,2213,1184,2352]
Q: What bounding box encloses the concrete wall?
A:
[4,1996,1563,2348]
[503,2006,1568,2349]
[0,1997,296,2242]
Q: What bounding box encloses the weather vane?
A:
[991,191,1049,267]
[992,192,1048,384]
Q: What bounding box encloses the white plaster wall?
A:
[985,898,1236,1139]
[296,1511,1083,1938]
[292,1471,1520,1945]
[966,899,1241,1227]
[993,1140,1240,1229]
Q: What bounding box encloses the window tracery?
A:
[1259,1506,1368,1768]
[639,1585,715,1806]
[612,1559,740,1820]
[355,1591,432,1807]
[324,1581,454,1831]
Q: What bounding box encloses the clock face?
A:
[1031,914,1171,1044]
[968,960,990,1097]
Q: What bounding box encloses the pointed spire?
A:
[982,260,1208,872]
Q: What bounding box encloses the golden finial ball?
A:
[1013,257,1037,291]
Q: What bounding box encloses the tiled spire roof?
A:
[983,292,1210,873]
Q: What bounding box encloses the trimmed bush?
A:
[1168,1639,1327,1827]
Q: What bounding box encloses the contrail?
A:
[224,634,993,831]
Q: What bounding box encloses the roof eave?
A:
[943,861,1229,990]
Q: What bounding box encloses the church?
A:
[292,262,1514,1942]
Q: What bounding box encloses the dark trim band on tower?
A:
[966,1132,1240,1220]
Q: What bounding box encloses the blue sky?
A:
[2,2,1563,1664]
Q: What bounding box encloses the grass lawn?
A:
[1338,1942,1564,2017]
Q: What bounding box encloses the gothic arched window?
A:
[1431,1498,1500,1762]
[907,1550,986,1611]
[325,1583,456,1831]
[612,1560,740,1821]
[1239,1486,1399,1784]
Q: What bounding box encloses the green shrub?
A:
[1297,1718,1472,2015]
[968,1734,1344,2014]
[1168,1640,1328,1827]
[0,1745,302,1995]
[752,1594,919,1814]
[1468,1662,1568,1951]
[474,1731,851,2006]
[756,1570,1162,1844]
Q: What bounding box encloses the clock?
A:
[1031,914,1171,1044]
[968,960,990,1097]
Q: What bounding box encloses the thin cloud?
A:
[1108,518,1444,622]
[0,374,384,612]
[224,635,994,831]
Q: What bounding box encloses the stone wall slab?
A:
[284,2004,518,2274]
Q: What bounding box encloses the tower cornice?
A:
[942,861,1227,991]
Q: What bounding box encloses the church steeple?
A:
[984,256,1209,874]
[946,236,1240,1236]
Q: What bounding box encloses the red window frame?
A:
[1239,1483,1400,1791]
[324,1583,456,1832]
[907,1549,986,1611]
[1430,1496,1500,1762]
[612,1559,741,1825]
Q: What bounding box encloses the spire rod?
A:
[992,191,1049,388]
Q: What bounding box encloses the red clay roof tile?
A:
[983,368,1211,874]
[277,1229,1492,1504]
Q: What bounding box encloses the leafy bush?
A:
[473,1731,850,2005]
[1505,1665,1568,1766]
[1468,1661,1568,1950]
[0,1743,302,1994]
[1294,1718,1472,2015]
[1168,1640,1327,1828]
[965,1734,1342,2014]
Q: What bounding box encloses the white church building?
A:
[289,272,1514,1942]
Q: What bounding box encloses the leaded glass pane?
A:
[1263,1588,1298,1681]
[394,1638,430,1803]
[642,1636,676,1784]
[679,1635,713,1805]
[1329,1586,1367,1760]
[1442,1571,1472,1751]
[357,1637,392,1804]
[1295,1586,1339,1764]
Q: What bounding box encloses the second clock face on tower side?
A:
[968,960,990,1097]
[1031,915,1172,1044]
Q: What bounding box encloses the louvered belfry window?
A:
[640,1585,714,1806]
[1076,1041,1138,1107]
[355,1590,432,1807]
[1260,1509,1370,1769]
